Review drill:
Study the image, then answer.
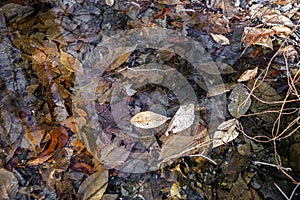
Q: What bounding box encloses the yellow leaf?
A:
[60,50,83,74]
[238,67,258,82]
[130,111,169,129]
[210,33,230,45]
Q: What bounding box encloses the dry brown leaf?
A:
[60,50,83,74]
[238,67,258,82]
[273,0,291,6]
[242,27,275,49]
[77,166,108,200]
[262,10,294,27]
[228,84,251,119]
[213,119,239,148]
[166,103,194,135]
[130,111,169,129]
[210,33,230,45]
[272,26,292,38]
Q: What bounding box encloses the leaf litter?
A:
[0,0,299,199]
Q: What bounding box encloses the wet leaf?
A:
[210,33,230,45]
[0,168,18,199]
[130,111,169,129]
[77,166,108,200]
[159,128,209,164]
[159,135,196,162]
[213,119,239,148]
[39,126,69,157]
[228,84,251,119]
[166,103,194,135]
[238,67,258,82]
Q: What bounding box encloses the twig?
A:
[253,161,292,171]
[274,182,300,200]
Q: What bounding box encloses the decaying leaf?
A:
[238,67,258,82]
[228,84,251,119]
[213,119,239,148]
[166,103,194,135]
[159,128,209,165]
[0,168,18,199]
[242,27,275,49]
[77,166,108,200]
[130,111,169,129]
[248,81,282,122]
[210,33,230,45]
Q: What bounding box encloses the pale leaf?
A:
[130,111,169,129]
[166,103,194,135]
[213,119,239,148]
[238,67,258,82]
[228,84,251,119]
[210,33,230,45]
[105,0,114,6]
[78,167,108,200]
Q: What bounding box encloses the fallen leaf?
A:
[228,84,252,119]
[242,27,275,49]
[262,10,294,27]
[77,166,108,200]
[60,50,83,74]
[170,181,183,199]
[213,119,239,148]
[0,168,18,199]
[130,111,169,129]
[27,153,54,165]
[166,103,195,135]
[159,128,210,165]
[72,162,93,174]
[238,67,258,82]
[39,126,69,157]
[272,26,292,38]
[105,0,114,6]
[210,33,230,45]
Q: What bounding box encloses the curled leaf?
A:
[213,119,239,148]
[130,111,169,129]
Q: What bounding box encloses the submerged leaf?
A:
[213,119,239,148]
[130,111,169,129]
[228,84,251,119]
[166,103,195,135]
[77,166,108,200]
